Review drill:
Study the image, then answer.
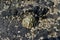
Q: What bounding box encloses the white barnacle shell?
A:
[22,15,35,29]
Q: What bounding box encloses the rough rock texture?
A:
[0,0,60,40]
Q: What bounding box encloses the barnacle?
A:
[22,14,35,29]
